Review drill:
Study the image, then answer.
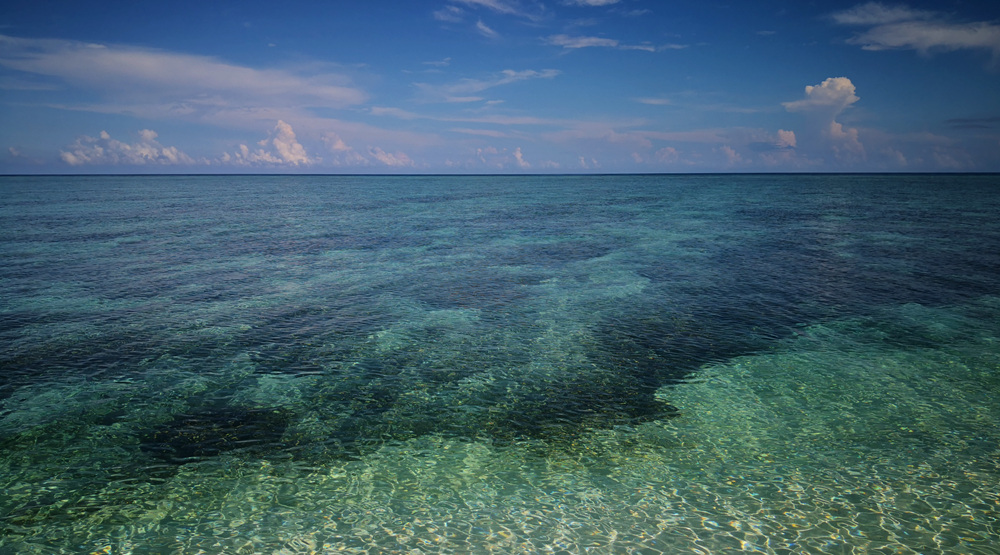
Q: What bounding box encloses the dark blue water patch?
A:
[492,238,620,267]
[232,301,396,373]
[138,405,293,464]
[387,266,543,311]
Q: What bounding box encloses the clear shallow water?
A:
[1,174,998,554]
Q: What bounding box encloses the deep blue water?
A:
[1,174,999,554]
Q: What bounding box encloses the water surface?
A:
[1,174,998,553]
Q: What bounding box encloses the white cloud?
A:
[720,145,745,166]
[223,120,316,166]
[635,97,672,105]
[368,147,414,167]
[415,68,560,102]
[370,106,422,119]
[831,3,1000,59]
[784,77,865,164]
[424,57,453,68]
[321,131,426,167]
[850,21,1000,57]
[434,6,465,22]
[269,120,310,165]
[782,77,859,113]
[450,128,509,137]
[452,0,542,21]
[476,20,500,38]
[547,34,672,51]
[655,146,679,162]
[59,129,196,166]
[831,3,934,25]
[513,146,530,168]
[777,129,797,148]
[323,132,353,153]
[548,34,619,49]
[0,35,367,119]
[467,145,534,169]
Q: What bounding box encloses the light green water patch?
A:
[650,299,1000,553]
[2,299,999,554]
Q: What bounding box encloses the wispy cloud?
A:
[450,0,545,21]
[635,97,672,106]
[548,34,618,48]
[415,68,560,102]
[434,6,465,22]
[477,20,500,38]
[372,105,563,126]
[0,35,367,117]
[546,34,683,51]
[423,57,453,68]
[563,0,621,6]
[831,3,1000,60]
[450,127,510,137]
[831,3,934,25]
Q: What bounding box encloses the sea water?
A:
[1,174,998,554]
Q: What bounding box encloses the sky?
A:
[1,0,999,174]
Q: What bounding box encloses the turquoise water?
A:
[1,174,998,554]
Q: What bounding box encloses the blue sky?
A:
[1,0,999,173]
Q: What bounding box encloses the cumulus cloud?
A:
[319,131,425,167]
[468,145,534,169]
[513,146,530,168]
[59,129,196,166]
[831,3,1000,60]
[719,145,745,166]
[784,77,865,164]
[222,120,316,166]
[655,146,679,163]
[777,129,797,148]
[783,77,860,113]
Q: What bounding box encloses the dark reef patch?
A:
[139,405,293,463]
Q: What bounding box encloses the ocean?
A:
[1,174,998,554]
